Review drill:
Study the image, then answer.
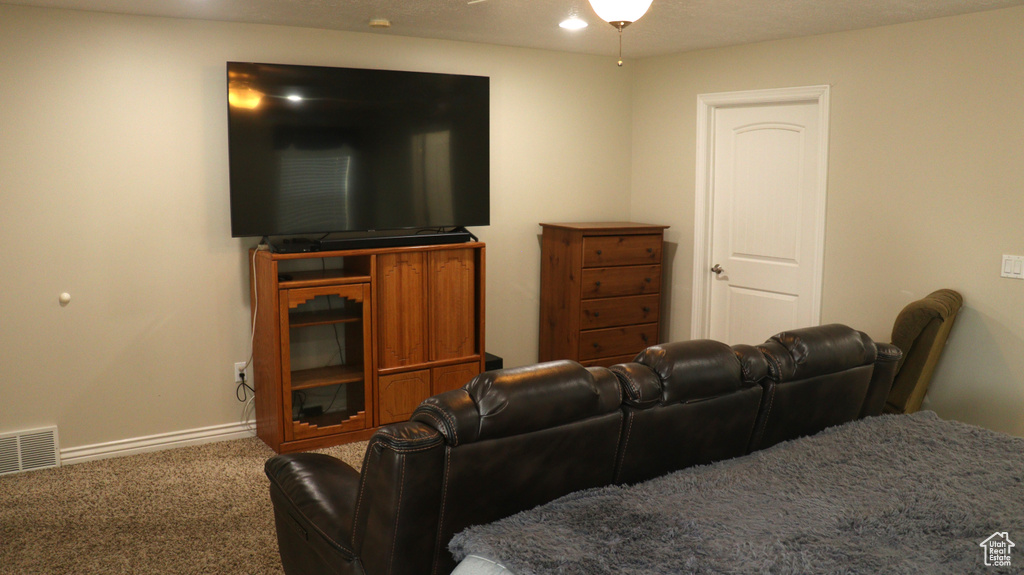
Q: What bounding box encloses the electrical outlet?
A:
[234,362,248,384]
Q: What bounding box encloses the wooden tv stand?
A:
[249,242,485,453]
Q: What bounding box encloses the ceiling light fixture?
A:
[586,0,653,66]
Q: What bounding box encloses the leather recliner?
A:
[266,360,622,575]
[884,289,963,414]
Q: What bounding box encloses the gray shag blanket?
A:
[450,412,1024,574]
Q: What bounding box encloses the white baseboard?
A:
[60,421,257,466]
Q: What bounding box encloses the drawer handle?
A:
[642,307,650,313]
[641,333,649,343]
[594,281,602,287]
[644,278,651,283]
[596,249,603,256]
[593,312,600,317]
[592,342,600,348]
[647,248,654,254]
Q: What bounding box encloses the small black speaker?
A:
[484,352,503,371]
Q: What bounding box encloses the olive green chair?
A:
[884,289,963,414]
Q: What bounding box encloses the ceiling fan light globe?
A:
[587,0,653,25]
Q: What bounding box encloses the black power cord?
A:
[236,372,254,402]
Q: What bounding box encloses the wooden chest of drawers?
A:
[539,222,668,367]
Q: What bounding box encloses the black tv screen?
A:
[227,62,490,238]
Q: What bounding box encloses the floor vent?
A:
[0,427,60,475]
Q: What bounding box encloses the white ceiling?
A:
[4,0,1022,58]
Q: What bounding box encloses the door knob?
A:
[711,264,724,275]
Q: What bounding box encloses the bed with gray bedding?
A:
[450,411,1024,575]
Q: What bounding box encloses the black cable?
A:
[293,391,307,418]
[235,373,254,402]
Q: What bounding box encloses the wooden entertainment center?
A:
[249,242,485,453]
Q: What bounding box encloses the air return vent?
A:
[0,427,60,475]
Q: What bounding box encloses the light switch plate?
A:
[1001,255,1024,279]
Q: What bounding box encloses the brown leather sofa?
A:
[265,324,901,575]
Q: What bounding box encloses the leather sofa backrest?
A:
[409,360,624,575]
[413,360,622,445]
[749,323,897,452]
[610,340,767,485]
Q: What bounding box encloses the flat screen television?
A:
[227,62,490,242]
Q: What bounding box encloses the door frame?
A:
[691,85,831,339]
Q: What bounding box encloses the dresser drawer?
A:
[581,295,660,330]
[581,265,661,299]
[580,354,638,368]
[582,235,662,268]
[578,324,658,361]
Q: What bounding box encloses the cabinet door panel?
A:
[432,361,482,395]
[429,249,478,361]
[377,252,429,369]
[281,283,373,443]
[378,370,431,425]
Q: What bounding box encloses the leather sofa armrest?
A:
[265,453,361,559]
[860,342,903,418]
[353,423,447,575]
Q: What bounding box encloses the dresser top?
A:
[540,222,669,233]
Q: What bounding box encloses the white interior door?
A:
[692,86,829,345]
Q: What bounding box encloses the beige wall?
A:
[3,3,1021,452]
[0,5,633,449]
[631,7,1024,436]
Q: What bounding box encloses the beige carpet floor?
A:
[0,436,367,575]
